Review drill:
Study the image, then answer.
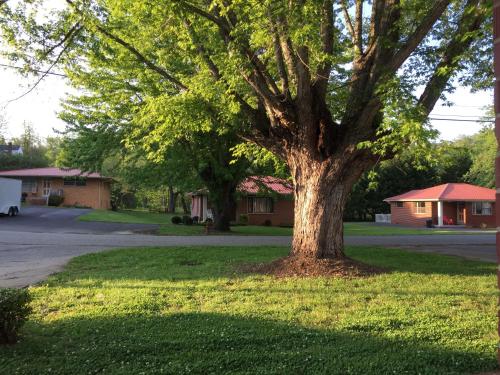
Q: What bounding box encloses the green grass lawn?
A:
[78,209,494,236]
[0,246,497,374]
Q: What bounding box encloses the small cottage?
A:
[0,167,112,209]
[384,183,496,228]
[190,176,294,227]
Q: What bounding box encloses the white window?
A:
[395,202,403,208]
[248,197,273,213]
[415,202,426,214]
[472,202,492,216]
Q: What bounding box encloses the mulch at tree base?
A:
[241,256,385,278]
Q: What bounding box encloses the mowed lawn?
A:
[78,209,492,236]
[0,246,496,374]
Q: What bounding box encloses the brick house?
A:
[384,183,496,228]
[0,167,112,209]
[190,176,294,226]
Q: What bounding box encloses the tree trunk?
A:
[289,151,370,260]
[211,182,237,232]
[180,195,189,214]
[167,185,176,213]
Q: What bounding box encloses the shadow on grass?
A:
[0,312,496,374]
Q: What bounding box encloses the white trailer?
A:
[0,177,21,216]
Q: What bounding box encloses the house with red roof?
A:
[0,167,112,209]
[190,176,294,226]
[384,183,496,228]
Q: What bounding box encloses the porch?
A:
[432,201,467,227]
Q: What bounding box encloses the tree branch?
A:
[182,18,257,121]
[94,24,188,91]
[388,0,451,72]
[313,0,334,100]
[341,1,357,51]
[6,37,72,104]
[354,0,364,54]
[65,0,187,91]
[269,15,290,98]
[418,0,486,114]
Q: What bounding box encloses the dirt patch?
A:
[240,256,385,278]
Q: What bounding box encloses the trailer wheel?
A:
[7,207,14,217]
[13,207,19,216]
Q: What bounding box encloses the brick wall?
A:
[430,202,457,225]
[235,196,294,226]
[465,202,496,228]
[25,177,111,209]
[390,201,432,227]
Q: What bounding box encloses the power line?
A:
[437,104,489,108]
[429,117,493,123]
[431,113,489,118]
[0,63,67,77]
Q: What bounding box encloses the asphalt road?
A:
[0,207,496,288]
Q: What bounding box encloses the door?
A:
[42,179,51,197]
[457,202,465,224]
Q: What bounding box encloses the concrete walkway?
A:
[0,230,496,288]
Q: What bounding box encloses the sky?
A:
[0,60,493,142]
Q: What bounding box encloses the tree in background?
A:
[0,122,56,170]
[0,1,491,266]
[460,126,496,188]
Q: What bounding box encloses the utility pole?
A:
[494,0,500,365]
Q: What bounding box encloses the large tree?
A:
[0,0,491,262]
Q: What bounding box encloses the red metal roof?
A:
[239,176,293,195]
[0,167,107,179]
[384,183,496,202]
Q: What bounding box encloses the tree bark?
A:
[211,182,237,232]
[167,185,176,213]
[180,195,189,214]
[288,149,372,259]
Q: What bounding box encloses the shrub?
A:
[182,215,194,225]
[171,216,182,224]
[0,288,32,345]
[192,216,199,224]
[263,219,272,226]
[47,194,64,207]
[239,214,249,225]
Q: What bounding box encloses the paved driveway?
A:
[0,206,158,234]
